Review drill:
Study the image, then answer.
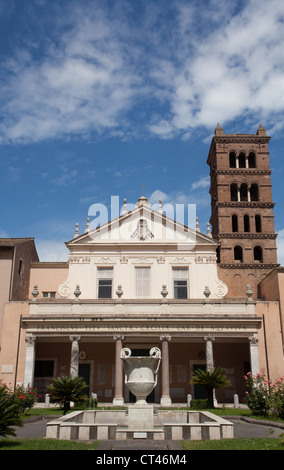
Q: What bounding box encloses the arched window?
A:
[232,214,238,232]
[244,214,250,232]
[250,183,259,201]
[248,152,256,168]
[229,152,236,168]
[240,183,248,201]
[234,245,243,262]
[239,152,246,168]
[230,183,238,201]
[255,214,262,233]
[254,246,263,262]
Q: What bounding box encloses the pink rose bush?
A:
[269,376,284,419]
[244,369,284,418]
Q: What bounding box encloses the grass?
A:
[181,437,284,451]
[0,438,99,450]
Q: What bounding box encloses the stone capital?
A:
[69,335,81,342]
[25,335,36,346]
[249,335,258,345]
[204,336,215,342]
[113,335,125,342]
[160,334,171,342]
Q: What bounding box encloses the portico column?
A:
[204,336,215,371]
[113,335,124,405]
[24,335,36,387]
[249,335,259,375]
[69,336,81,378]
[204,336,217,406]
[160,335,172,406]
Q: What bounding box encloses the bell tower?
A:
[207,123,279,298]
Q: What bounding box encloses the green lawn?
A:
[0,438,99,450]
[182,437,284,450]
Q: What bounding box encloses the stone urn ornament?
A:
[121,347,161,405]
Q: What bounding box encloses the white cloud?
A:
[1,0,284,143]
[0,4,144,143]
[150,0,284,135]
[148,189,168,205]
[191,176,210,191]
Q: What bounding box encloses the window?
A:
[240,183,248,201]
[42,292,56,298]
[239,152,246,168]
[232,214,238,232]
[230,183,238,201]
[254,246,263,262]
[173,268,188,299]
[97,267,113,298]
[234,246,243,262]
[248,152,256,168]
[18,259,23,275]
[255,215,262,233]
[136,267,151,298]
[34,360,54,378]
[250,183,259,201]
[244,215,250,232]
[229,152,236,168]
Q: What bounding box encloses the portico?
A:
[22,296,260,404]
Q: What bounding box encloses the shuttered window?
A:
[97,267,113,298]
[135,267,151,298]
[173,268,188,299]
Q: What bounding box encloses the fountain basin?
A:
[46,409,234,441]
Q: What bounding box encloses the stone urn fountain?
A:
[121,347,161,405]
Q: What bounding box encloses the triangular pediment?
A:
[66,200,216,249]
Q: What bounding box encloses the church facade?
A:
[0,125,283,405]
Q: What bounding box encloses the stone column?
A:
[24,335,36,387]
[160,335,172,406]
[113,335,124,405]
[69,336,81,378]
[204,336,215,371]
[204,336,216,406]
[249,335,259,375]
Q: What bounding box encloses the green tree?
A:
[47,376,88,415]
[0,383,23,437]
[190,367,231,409]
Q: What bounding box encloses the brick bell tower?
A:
[207,123,279,299]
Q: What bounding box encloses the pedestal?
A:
[127,404,154,430]
[160,396,172,406]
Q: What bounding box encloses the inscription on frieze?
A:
[32,323,249,333]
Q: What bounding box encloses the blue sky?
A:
[1,0,284,263]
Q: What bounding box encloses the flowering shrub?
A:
[270,376,284,419]
[243,370,271,416]
[244,370,284,418]
[11,384,41,415]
